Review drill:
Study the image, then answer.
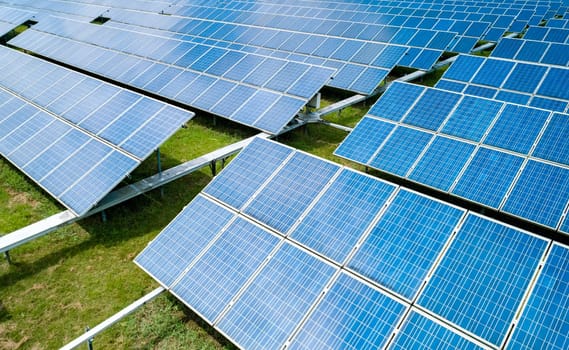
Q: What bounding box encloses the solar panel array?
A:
[335,81,569,232]
[0,45,194,215]
[9,17,334,134]
[525,25,569,44]
[106,7,452,73]
[136,137,566,350]
[492,37,569,67]
[435,54,569,113]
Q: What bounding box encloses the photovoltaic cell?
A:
[390,311,486,350]
[369,126,433,177]
[502,160,569,229]
[506,243,569,350]
[403,89,461,131]
[288,272,407,350]
[367,82,425,122]
[441,96,502,142]
[409,137,475,191]
[532,113,569,165]
[334,117,396,164]
[443,55,485,82]
[290,169,396,264]
[418,214,548,346]
[471,59,515,87]
[134,195,235,287]
[203,137,293,210]
[171,217,281,323]
[348,189,465,300]
[452,148,524,208]
[216,243,336,350]
[484,105,550,154]
[243,152,340,234]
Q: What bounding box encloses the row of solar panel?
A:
[37,15,393,95]
[0,5,34,24]
[335,81,569,232]
[525,25,569,44]
[3,0,106,19]
[545,17,569,28]
[168,3,487,52]
[0,46,191,160]
[136,137,568,350]
[435,54,569,112]
[202,0,556,16]
[107,8,448,72]
[173,0,521,40]
[10,27,332,134]
[0,46,193,215]
[492,37,569,67]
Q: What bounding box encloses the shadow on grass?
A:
[0,171,212,288]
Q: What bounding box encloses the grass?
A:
[0,91,368,349]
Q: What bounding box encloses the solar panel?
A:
[502,160,569,229]
[288,272,407,350]
[10,19,334,134]
[289,169,396,264]
[438,54,569,112]
[243,152,340,234]
[348,189,465,300]
[135,195,235,287]
[417,214,548,347]
[337,81,569,231]
[0,46,192,216]
[171,217,281,323]
[216,242,337,350]
[451,147,524,208]
[505,243,569,350]
[390,310,488,350]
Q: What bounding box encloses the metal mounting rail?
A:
[0,134,269,255]
[60,287,165,350]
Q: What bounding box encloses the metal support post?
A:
[156,148,164,197]
[85,327,94,350]
[4,251,11,264]
[209,160,217,177]
[221,157,226,170]
[100,210,107,223]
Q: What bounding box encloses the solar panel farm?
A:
[1,1,568,349]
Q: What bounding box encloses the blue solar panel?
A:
[290,169,396,264]
[506,243,569,350]
[444,55,485,82]
[533,113,569,165]
[367,82,425,122]
[491,38,523,59]
[243,152,340,234]
[348,189,464,299]
[203,137,293,210]
[441,96,502,142]
[542,43,569,66]
[484,105,550,154]
[452,147,524,208]
[538,67,569,100]
[409,137,475,191]
[404,89,461,131]
[516,41,549,62]
[216,243,336,350]
[391,311,486,350]
[171,217,281,323]
[134,195,235,287]
[502,160,569,229]
[503,63,548,93]
[334,117,395,164]
[288,272,407,350]
[418,214,548,347]
[369,126,433,177]
[471,59,515,87]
